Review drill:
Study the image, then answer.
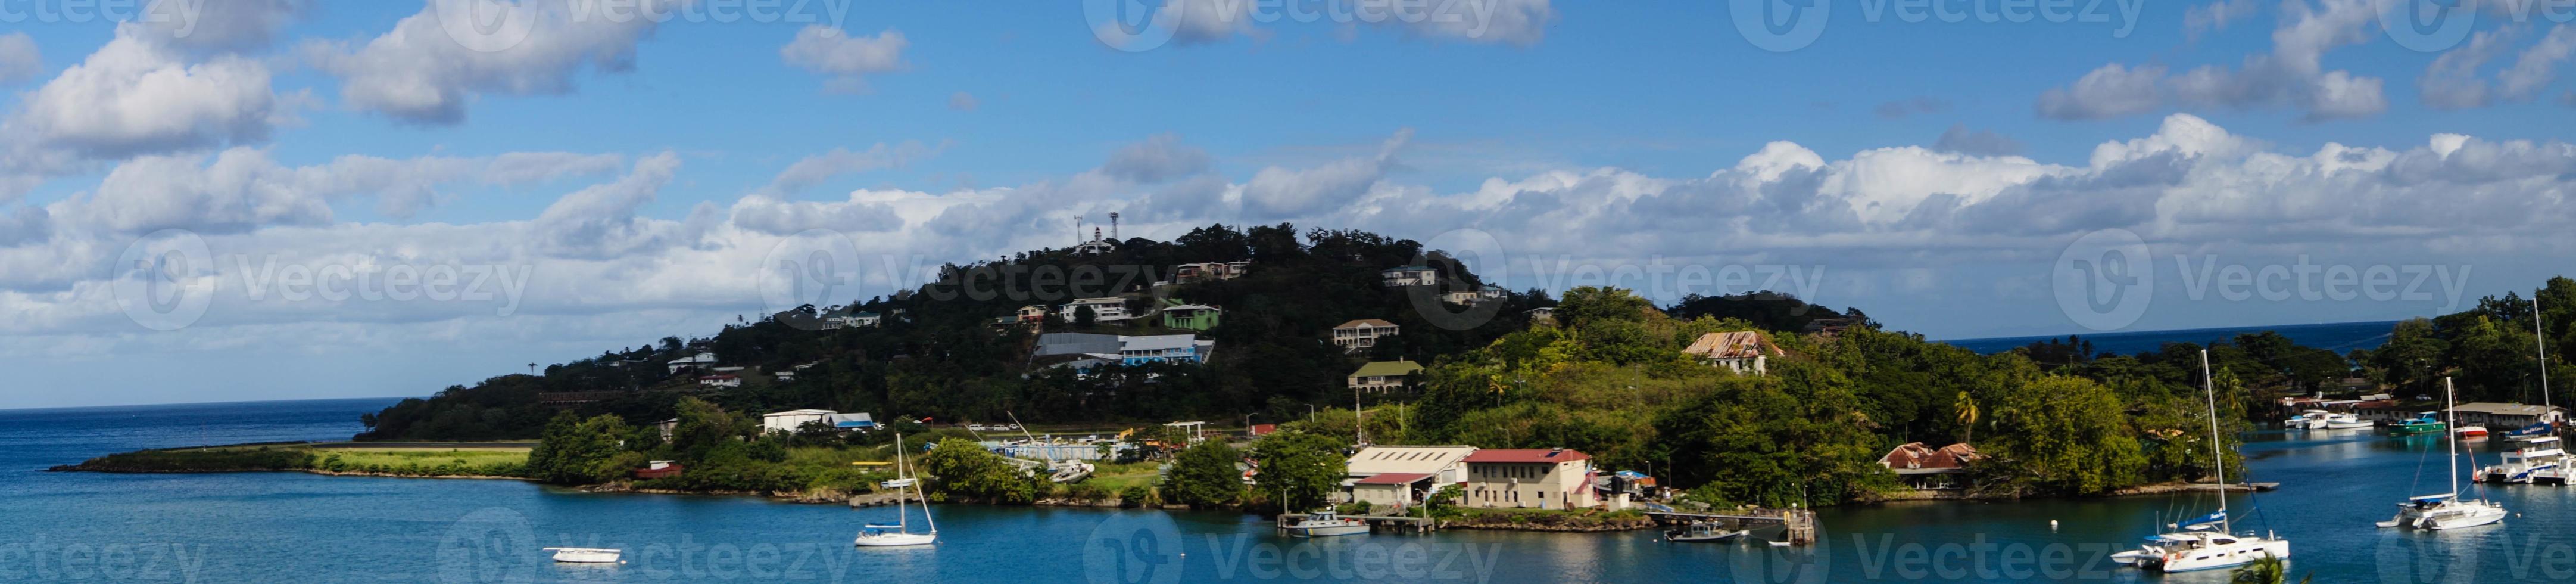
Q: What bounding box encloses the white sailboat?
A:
[855,433,938,547]
[2129,350,2292,573]
[2378,378,2509,530]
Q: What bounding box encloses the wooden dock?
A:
[1645,508,1819,546]
[848,492,921,507]
[1352,515,1439,534]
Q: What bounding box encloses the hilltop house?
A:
[1343,446,1477,509]
[1683,331,1774,375]
[824,311,881,329]
[1161,302,1222,331]
[1333,319,1401,351]
[1441,289,1507,305]
[1016,305,1050,324]
[1461,449,1597,510]
[1348,361,1424,392]
[1381,266,1439,287]
[762,409,837,434]
[1059,297,1132,322]
[1170,261,1250,283]
[697,374,742,389]
[1880,442,1981,490]
[666,352,718,374]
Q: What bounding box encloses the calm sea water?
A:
[5,399,2574,582]
[1942,321,2402,356]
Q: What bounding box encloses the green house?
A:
[1162,302,1222,331]
[1348,361,1424,392]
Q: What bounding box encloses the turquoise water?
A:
[1942,320,2400,356]
[6,399,2575,582]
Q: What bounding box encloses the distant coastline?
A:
[1939,319,2400,356]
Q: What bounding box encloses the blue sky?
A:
[0,0,2572,408]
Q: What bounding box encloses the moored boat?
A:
[544,548,622,563]
[855,433,938,548]
[2322,413,2374,430]
[2480,436,2562,484]
[2126,350,2292,574]
[2390,413,2447,436]
[1663,522,1750,543]
[2379,379,2508,531]
[1279,509,1370,538]
[2455,425,2490,437]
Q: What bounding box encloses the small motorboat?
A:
[2390,412,2447,436]
[2282,410,2329,430]
[1663,522,1750,543]
[544,548,622,564]
[2456,425,2490,437]
[2322,413,2374,430]
[1279,510,1370,538]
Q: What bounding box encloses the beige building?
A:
[1333,319,1401,350]
[1462,449,1596,510]
[1348,361,1424,392]
[1684,331,1774,375]
[1342,445,1476,509]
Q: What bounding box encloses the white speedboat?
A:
[2128,350,2291,574]
[544,548,622,563]
[2378,379,2508,532]
[1663,522,1751,543]
[856,433,937,547]
[2322,413,2374,430]
[2481,436,2562,484]
[1279,510,1369,538]
[2282,410,2329,430]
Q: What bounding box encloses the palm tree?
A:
[1954,391,1979,445]
[526,363,538,375]
[2228,554,2309,584]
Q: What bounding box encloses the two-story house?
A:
[1333,319,1401,351]
[1059,297,1131,322]
[1348,361,1424,392]
[1380,266,1438,287]
[1461,449,1596,510]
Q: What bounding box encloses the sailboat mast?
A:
[2447,378,2460,499]
[2205,350,2225,527]
[895,433,910,530]
[2540,299,2553,409]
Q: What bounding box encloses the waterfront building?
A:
[1343,446,1477,509]
[1879,442,1980,490]
[1461,449,1597,510]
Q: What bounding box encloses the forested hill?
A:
[357,223,1860,441]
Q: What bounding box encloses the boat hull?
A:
[545,548,622,563]
[2151,540,2291,573]
[854,532,938,547]
[1666,529,1749,543]
[1284,524,1369,538]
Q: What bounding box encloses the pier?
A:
[1352,515,1439,534]
[1644,508,1818,546]
[848,491,922,508]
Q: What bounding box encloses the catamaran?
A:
[2123,350,2292,573]
[2481,436,2563,484]
[854,433,938,547]
[2378,378,2509,531]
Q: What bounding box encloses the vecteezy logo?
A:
[1730,0,1830,52]
[2053,229,2153,331]
[1082,511,1184,584]
[112,228,215,331]
[432,0,540,54]
[435,507,542,584]
[1406,228,1508,331]
[2375,527,2486,584]
[1086,0,1183,52]
[759,229,865,331]
[1729,528,1830,584]
[2376,0,2476,52]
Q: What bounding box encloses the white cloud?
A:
[307,0,673,124]
[781,26,907,93]
[0,32,40,86]
[2037,0,2387,120]
[1141,0,1554,46]
[41,147,623,239]
[129,0,308,54]
[948,91,979,111]
[1239,129,1412,219]
[10,27,281,158]
[762,142,940,195]
[531,151,684,259]
[2183,0,2261,41]
[1102,133,1212,184]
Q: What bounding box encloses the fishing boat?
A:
[855,433,938,547]
[2322,413,2374,430]
[2389,413,2447,436]
[1663,522,1751,543]
[1278,509,1369,538]
[2126,350,2293,573]
[543,548,622,563]
[2480,436,2563,484]
[2377,379,2509,531]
